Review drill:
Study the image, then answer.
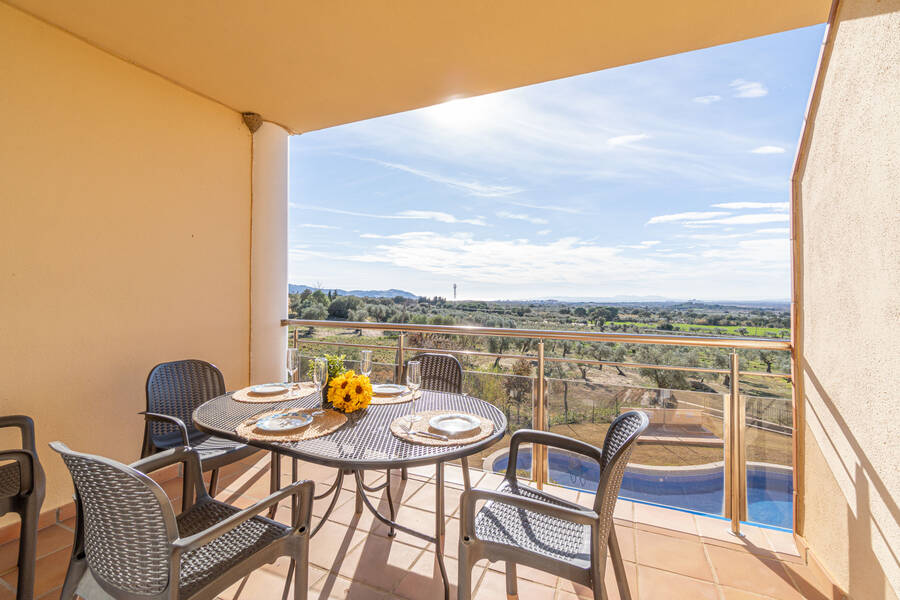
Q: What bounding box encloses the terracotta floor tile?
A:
[403,480,462,516]
[637,564,718,600]
[394,551,483,600]
[485,559,558,587]
[334,536,423,591]
[765,528,800,558]
[0,583,14,600]
[308,520,369,572]
[720,587,772,600]
[635,529,713,581]
[542,483,581,504]
[695,515,775,556]
[218,565,293,600]
[1,546,70,598]
[0,524,73,575]
[706,545,803,600]
[781,561,847,600]
[311,571,393,599]
[633,503,699,539]
[556,559,637,600]
[369,504,449,549]
[474,568,556,600]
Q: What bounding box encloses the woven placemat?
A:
[236,408,347,442]
[389,410,494,446]
[233,382,319,404]
[370,390,419,405]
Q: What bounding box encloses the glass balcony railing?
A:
[284,318,793,532]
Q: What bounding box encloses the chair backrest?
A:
[51,442,178,597]
[592,411,648,544]
[146,359,225,443]
[407,353,463,394]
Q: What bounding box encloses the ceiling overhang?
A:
[7,0,830,133]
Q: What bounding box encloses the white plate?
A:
[255,413,313,432]
[250,384,289,396]
[428,413,480,437]
[372,384,408,397]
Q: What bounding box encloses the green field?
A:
[610,321,789,338]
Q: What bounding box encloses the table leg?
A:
[434,461,449,600]
[291,458,298,518]
[268,452,281,518]
[461,456,472,490]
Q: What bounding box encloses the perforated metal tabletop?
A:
[192,390,507,470]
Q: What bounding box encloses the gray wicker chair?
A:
[52,442,313,600]
[458,411,648,600]
[141,359,260,497]
[405,353,464,394]
[0,415,46,600]
[399,353,464,482]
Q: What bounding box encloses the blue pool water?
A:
[492,447,793,529]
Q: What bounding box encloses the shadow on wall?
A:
[805,364,899,600]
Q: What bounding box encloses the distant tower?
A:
[453,284,457,300]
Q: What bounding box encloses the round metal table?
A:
[193,390,507,599]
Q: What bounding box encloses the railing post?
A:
[533,340,546,489]
[395,332,405,384]
[292,327,299,349]
[725,351,747,536]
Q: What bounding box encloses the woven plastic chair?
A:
[141,359,260,497]
[458,411,649,600]
[0,416,46,600]
[398,353,465,482]
[52,442,313,600]
[405,353,463,394]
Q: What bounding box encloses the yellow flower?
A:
[326,371,371,413]
[349,374,372,408]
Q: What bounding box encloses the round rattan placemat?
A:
[389,410,494,447]
[370,390,419,405]
[232,382,318,404]
[236,408,347,442]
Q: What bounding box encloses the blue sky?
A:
[289,25,825,301]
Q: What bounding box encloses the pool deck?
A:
[0,453,844,600]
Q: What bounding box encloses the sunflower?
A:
[348,374,372,409]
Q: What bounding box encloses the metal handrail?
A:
[281,319,791,351]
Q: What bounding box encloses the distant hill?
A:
[289,284,417,300]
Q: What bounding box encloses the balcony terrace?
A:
[2,454,840,600]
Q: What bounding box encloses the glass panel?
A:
[545,362,727,518]
[741,350,794,529]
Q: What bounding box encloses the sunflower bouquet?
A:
[326,370,372,413]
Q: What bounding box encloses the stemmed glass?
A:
[406,360,421,423]
[313,357,328,408]
[360,350,372,379]
[286,348,299,384]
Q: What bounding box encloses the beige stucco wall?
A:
[795,1,900,598]
[0,3,252,514]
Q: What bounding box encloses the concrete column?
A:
[249,120,289,383]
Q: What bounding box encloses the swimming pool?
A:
[490,446,793,529]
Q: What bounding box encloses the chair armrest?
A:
[0,449,35,492]
[140,412,191,447]
[459,487,599,540]
[172,480,314,553]
[505,429,603,481]
[0,415,37,453]
[130,447,208,505]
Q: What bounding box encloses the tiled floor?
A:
[0,454,842,600]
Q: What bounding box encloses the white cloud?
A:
[750,145,786,154]
[298,223,338,229]
[712,202,789,210]
[607,133,650,147]
[297,205,486,226]
[496,211,549,225]
[373,160,523,197]
[647,211,730,225]
[536,229,551,236]
[397,210,486,226]
[730,79,768,98]
[686,213,790,226]
[693,95,722,104]
[622,240,661,249]
[754,227,790,235]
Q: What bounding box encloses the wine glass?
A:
[313,358,328,407]
[286,348,299,384]
[360,350,372,379]
[406,360,422,423]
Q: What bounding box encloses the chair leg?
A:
[208,467,219,497]
[608,527,631,600]
[59,554,87,600]
[401,466,408,480]
[269,453,282,518]
[457,544,473,600]
[16,504,39,600]
[505,562,518,598]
